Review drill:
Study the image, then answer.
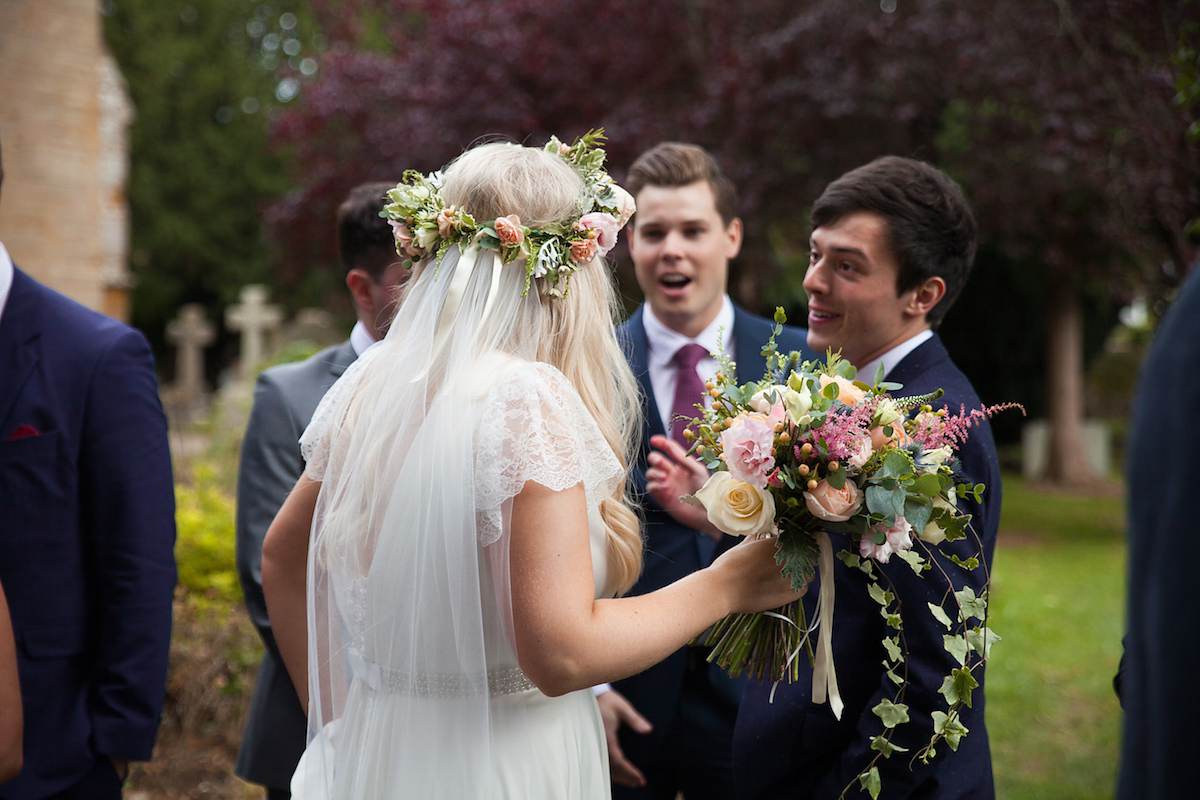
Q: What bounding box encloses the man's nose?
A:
[660,230,685,259]
[802,261,825,294]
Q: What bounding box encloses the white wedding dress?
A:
[291,350,619,800]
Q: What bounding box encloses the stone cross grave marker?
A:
[165,303,214,400]
[226,284,283,376]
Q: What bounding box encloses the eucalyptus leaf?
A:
[904,496,933,535]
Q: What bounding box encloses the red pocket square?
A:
[5,424,40,441]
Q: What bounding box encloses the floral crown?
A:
[381,129,636,298]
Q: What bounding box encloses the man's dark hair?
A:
[626,142,739,226]
[811,156,976,328]
[337,182,398,279]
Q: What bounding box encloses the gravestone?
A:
[225,285,283,377]
[166,304,215,400]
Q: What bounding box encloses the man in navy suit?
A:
[235,182,406,799]
[732,156,1001,799]
[603,142,810,800]
[1116,264,1200,800]
[0,137,177,798]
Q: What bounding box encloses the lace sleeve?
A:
[299,345,382,481]
[475,361,623,545]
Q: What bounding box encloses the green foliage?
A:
[175,460,240,610]
[102,0,321,361]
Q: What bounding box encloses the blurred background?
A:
[1,0,1196,797]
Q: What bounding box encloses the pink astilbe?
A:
[908,403,1025,452]
[797,399,880,466]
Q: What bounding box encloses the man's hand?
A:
[596,688,653,788]
[645,434,722,540]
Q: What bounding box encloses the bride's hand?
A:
[710,534,808,614]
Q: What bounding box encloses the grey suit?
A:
[235,339,358,793]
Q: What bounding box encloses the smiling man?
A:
[603,142,809,800]
[732,156,1002,800]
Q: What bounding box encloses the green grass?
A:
[988,475,1125,800]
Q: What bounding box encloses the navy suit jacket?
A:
[614,303,811,766]
[1117,267,1200,799]
[733,334,1001,800]
[0,268,176,799]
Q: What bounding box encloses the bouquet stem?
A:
[699,600,812,683]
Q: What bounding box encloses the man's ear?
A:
[345,269,375,315]
[906,276,947,319]
[724,217,744,260]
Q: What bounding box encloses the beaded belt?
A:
[348,648,535,697]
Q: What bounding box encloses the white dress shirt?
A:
[349,319,377,357]
[0,242,14,325]
[857,329,934,385]
[642,296,736,433]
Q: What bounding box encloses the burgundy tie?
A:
[670,343,710,446]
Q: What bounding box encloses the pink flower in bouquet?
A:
[820,374,867,406]
[569,238,599,264]
[721,415,777,489]
[389,220,422,259]
[749,386,788,427]
[494,214,525,245]
[846,435,873,470]
[860,516,914,563]
[803,479,863,522]
[577,212,619,255]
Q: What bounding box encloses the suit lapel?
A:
[886,334,948,388]
[0,269,44,431]
[623,306,666,443]
[326,339,359,379]
[732,305,771,384]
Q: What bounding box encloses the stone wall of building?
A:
[0,0,133,320]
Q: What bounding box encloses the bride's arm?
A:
[262,473,321,710]
[508,480,801,697]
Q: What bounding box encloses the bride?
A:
[261,133,803,799]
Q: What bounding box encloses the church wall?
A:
[0,0,133,319]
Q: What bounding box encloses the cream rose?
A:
[803,479,863,522]
[695,472,776,537]
[820,374,867,406]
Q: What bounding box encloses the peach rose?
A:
[437,206,458,237]
[388,219,422,259]
[695,472,776,537]
[494,214,524,245]
[803,479,863,522]
[820,374,867,406]
[870,423,907,453]
[569,238,599,264]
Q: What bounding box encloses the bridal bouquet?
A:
[684,310,1013,798]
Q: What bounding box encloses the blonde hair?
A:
[442,143,645,594]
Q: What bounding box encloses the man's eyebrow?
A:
[810,238,868,259]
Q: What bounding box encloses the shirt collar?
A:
[0,243,13,326]
[643,295,735,367]
[857,329,934,385]
[349,320,377,357]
